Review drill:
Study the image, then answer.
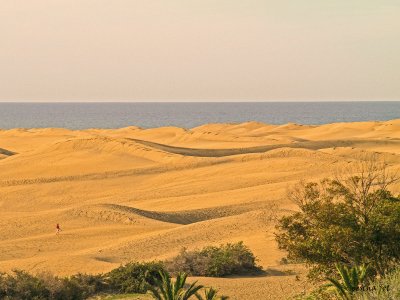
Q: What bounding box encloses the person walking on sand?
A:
[56,223,61,235]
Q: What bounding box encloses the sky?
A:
[0,1,399,102]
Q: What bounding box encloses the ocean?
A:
[0,102,399,129]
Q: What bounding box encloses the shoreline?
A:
[0,118,399,132]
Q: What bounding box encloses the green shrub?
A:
[106,261,165,294]
[166,242,262,277]
[61,273,107,299]
[0,270,50,300]
[0,271,108,300]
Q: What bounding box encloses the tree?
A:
[149,271,203,300]
[275,156,400,279]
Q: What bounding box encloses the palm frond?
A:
[327,277,350,300]
[183,280,204,299]
[336,263,353,291]
[149,270,205,300]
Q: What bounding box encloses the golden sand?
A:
[1,120,400,299]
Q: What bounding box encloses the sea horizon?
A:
[0,101,399,130]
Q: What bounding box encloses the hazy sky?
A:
[1,1,399,102]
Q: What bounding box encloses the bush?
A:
[0,270,107,300]
[61,273,107,299]
[275,160,400,280]
[106,261,165,294]
[166,242,262,277]
[0,270,50,300]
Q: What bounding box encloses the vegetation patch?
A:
[0,258,235,299]
[165,241,263,277]
[275,161,400,280]
[107,262,164,294]
[281,158,400,299]
[355,266,400,300]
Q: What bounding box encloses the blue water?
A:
[0,102,399,129]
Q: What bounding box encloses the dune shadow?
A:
[93,256,117,263]
[98,202,265,225]
[130,138,400,158]
[0,147,17,156]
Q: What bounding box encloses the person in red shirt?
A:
[56,223,61,235]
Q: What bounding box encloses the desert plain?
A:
[1,120,400,299]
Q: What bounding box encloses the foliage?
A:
[166,242,262,277]
[97,294,153,300]
[62,273,108,299]
[292,287,334,300]
[195,287,229,300]
[0,260,228,299]
[0,260,230,299]
[275,159,400,279]
[326,264,368,300]
[0,270,108,300]
[0,270,50,300]
[0,262,163,299]
[107,261,165,294]
[293,264,400,300]
[149,271,203,300]
[355,266,400,300]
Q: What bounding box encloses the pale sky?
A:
[0,1,399,102]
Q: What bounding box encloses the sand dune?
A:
[0,120,399,299]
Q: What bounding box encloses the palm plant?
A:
[326,263,368,300]
[149,270,203,300]
[196,287,229,300]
